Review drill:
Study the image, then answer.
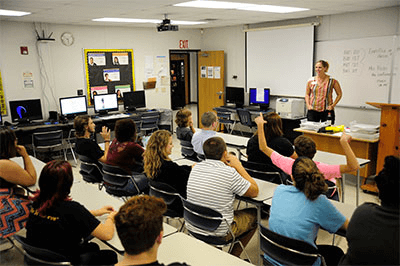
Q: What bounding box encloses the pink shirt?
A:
[271,151,341,183]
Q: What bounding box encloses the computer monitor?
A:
[123,91,146,111]
[249,88,270,111]
[59,96,88,118]
[225,87,244,108]
[93,93,118,115]
[9,99,43,124]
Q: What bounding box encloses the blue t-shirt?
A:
[266,185,346,265]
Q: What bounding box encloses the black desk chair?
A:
[32,127,67,162]
[66,129,77,166]
[178,139,201,162]
[182,198,252,263]
[101,163,148,201]
[236,108,256,135]
[259,224,326,266]
[77,154,104,190]
[240,159,284,184]
[140,110,160,136]
[148,180,185,231]
[12,235,72,266]
[215,108,236,134]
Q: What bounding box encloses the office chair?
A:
[215,107,236,134]
[66,129,77,166]
[101,163,148,201]
[12,235,72,266]
[240,159,284,184]
[77,154,104,190]
[139,110,160,136]
[148,180,185,231]
[32,127,67,162]
[177,139,201,162]
[259,224,326,266]
[236,108,256,135]
[182,198,252,263]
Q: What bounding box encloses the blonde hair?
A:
[143,130,172,179]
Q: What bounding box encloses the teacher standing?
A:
[305,60,342,125]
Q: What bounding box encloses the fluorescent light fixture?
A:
[0,9,31,17]
[93,17,207,25]
[174,1,309,13]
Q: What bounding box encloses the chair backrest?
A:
[149,180,184,217]
[236,108,253,127]
[240,159,284,184]
[32,129,64,148]
[182,198,223,232]
[13,235,72,266]
[179,139,195,157]
[77,154,103,183]
[215,109,233,123]
[259,224,322,266]
[67,129,76,144]
[140,111,160,130]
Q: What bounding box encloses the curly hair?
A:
[292,157,327,201]
[30,160,73,215]
[175,108,192,128]
[115,119,137,142]
[74,115,90,137]
[0,129,17,159]
[115,195,167,255]
[294,135,316,159]
[143,130,172,179]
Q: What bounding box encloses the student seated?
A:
[246,112,296,183]
[74,115,111,165]
[0,129,36,238]
[255,113,359,200]
[191,111,217,158]
[267,157,347,266]
[144,130,192,198]
[26,160,118,265]
[339,155,399,265]
[115,195,188,266]
[107,119,144,173]
[175,108,198,160]
[187,137,259,257]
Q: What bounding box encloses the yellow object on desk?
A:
[325,125,345,133]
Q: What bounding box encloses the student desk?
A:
[11,155,46,191]
[293,128,378,178]
[158,232,253,266]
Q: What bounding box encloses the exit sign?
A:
[179,40,188,49]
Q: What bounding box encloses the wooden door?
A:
[197,51,225,128]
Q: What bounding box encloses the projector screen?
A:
[246,25,314,97]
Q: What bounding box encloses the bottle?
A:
[327,111,332,126]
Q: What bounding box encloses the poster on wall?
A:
[84,49,135,105]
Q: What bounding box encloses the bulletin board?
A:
[84,49,135,105]
[0,71,6,116]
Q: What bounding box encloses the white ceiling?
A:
[0,0,399,29]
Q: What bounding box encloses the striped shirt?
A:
[308,77,336,111]
[186,159,250,236]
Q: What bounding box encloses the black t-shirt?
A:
[247,135,294,166]
[154,160,191,198]
[120,261,189,266]
[176,127,193,142]
[339,203,399,265]
[26,200,100,257]
[75,137,104,161]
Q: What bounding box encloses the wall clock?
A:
[61,32,74,46]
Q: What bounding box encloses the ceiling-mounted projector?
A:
[157,18,178,32]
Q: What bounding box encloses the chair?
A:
[236,108,256,135]
[140,110,160,136]
[240,159,284,184]
[12,235,72,266]
[259,224,326,266]
[77,154,104,190]
[181,198,252,263]
[32,127,67,162]
[178,139,201,162]
[101,163,148,201]
[66,129,77,165]
[148,180,185,231]
[215,108,236,134]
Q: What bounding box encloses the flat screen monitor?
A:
[9,99,43,123]
[249,88,270,110]
[123,91,146,111]
[60,96,87,118]
[93,93,118,114]
[225,87,244,108]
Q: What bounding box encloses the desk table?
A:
[11,155,46,191]
[158,232,253,266]
[294,128,378,178]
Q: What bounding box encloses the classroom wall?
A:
[0,21,201,122]
[201,6,399,126]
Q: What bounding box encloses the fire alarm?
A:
[20,46,28,55]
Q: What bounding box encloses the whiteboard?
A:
[315,36,399,107]
[246,26,314,97]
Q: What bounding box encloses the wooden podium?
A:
[365,102,400,192]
